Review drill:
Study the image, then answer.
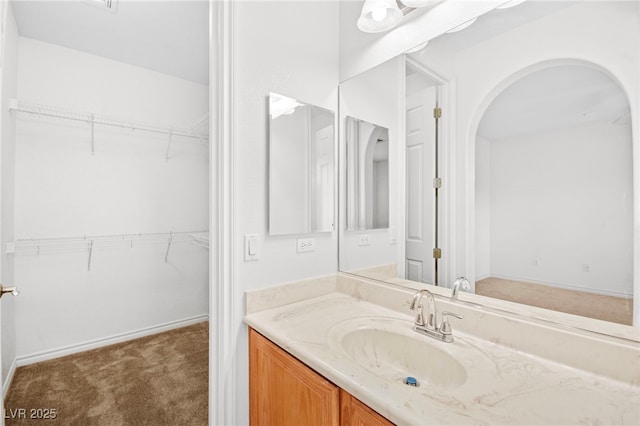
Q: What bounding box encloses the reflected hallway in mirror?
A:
[474,64,633,325]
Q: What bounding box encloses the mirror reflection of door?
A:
[475,64,633,325]
[405,65,440,285]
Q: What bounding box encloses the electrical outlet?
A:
[532,258,539,267]
[297,238,315,253]
[583,264,590,272]
[358,234,371,246]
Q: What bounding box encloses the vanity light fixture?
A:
[83,0,117,13]
[496,0,527,9]
[400,0,439,7]
[357,0,403,33]
[445,17,477,33]
[269,93,303,119]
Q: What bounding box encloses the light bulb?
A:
[371,7,388,22]
[357,0,403,33]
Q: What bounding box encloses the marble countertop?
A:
[244,280,640,425]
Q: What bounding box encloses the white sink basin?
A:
[327,317,469,389]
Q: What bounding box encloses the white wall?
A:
[232,2,339,424]
[475,135,491,280]
[339,56,403,273]
[483,120,633,296]
[14,38,209,361]
[0,1,19,393]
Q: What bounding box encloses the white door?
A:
[406,86,437,284]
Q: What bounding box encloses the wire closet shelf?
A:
[8,231,208,254]
[9,99,209,143]
[7,231,209,271]
[7,231,209,265]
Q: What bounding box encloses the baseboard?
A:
[16,314,209,367]
[3,358,17,399]
[488,274,632,299]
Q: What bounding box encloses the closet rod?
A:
[9,99,209,142]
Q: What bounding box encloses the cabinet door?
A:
[340,389,394,426]
[249,328,340,426]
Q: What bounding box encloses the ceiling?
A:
[409,1,633,141]
[477,65,630,141]
[10,0,209,85]
[426,1,575,53]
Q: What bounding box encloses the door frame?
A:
[404,55,456,289]
[210,1,237,425]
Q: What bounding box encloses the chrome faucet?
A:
[451,277,471,299]
[409,289,462,343]
[409,289,437,329]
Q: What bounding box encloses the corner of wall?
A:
[0,0,19,394]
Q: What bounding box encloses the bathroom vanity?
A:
[245,274,640,425]
[249,328,392,426]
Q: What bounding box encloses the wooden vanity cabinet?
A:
[249,328,393,426]
[340,390,394,426]
[249,328,340,426]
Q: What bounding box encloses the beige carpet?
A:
[4,322,208,425]
[476,277,633,325]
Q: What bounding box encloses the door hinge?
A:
[433,107,442,119]
[433,248,442,259]
[433,177,442,189]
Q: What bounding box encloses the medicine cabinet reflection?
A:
[345,117,390,230]
[269,92,335,236]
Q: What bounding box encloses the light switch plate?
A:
[297,238,315,253]
[244,234,259,261]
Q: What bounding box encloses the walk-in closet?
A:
[0,1,210,423]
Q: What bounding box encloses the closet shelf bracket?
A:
[165,129,173,163]
[188,232,209,250]
[87,240,94,271]
[90,113,95,155]
[164,233,173,263]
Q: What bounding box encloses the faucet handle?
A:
[409,289,430,327]
[440,311,463,335]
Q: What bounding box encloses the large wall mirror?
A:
[269,92,335,235]
[338,1,639,334]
